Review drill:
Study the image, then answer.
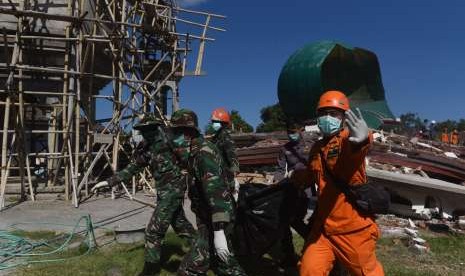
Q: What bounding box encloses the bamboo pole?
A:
[76,144,111,194]
[83,6,99,197]
[0,8,21,208]
[73,0,84,206]
[62,0,72,198]
[0,98,11,208]
[47,104,58,187]
[68,139,78,207]
[102,149,155,208]
[152,2,226,19]
[0,64,156,85]
[0,75,11,207]
[0,134,15,209]
[142,168,155,194]
[194,15,210,75]
[16,3,30,201]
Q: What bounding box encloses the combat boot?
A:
[138,262,161,276]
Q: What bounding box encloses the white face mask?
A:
[212,122,222,131]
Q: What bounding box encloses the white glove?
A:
[346,108,369,144]
[233,178,240,202]
[213,230,230,262]
[91,181,109,193]
[285,169,294,179]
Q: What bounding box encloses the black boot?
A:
[138,262,161,276]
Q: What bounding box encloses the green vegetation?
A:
[14,231,465,276]
[17,232,188,276]
[377,234,465,276]
[9,230,58,241]
[230,110,254,133]
[256,103,287,133]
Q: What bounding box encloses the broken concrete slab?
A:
[457,217,465,230]
[409,243,430,254]
[368,168,465,216]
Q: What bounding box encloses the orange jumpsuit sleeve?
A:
[333,132,373,185]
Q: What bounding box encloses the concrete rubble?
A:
[233,129,465,231]
[457,216,465,230]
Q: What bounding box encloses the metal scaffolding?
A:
[0,0,224,208]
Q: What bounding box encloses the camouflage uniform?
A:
[112,114,195,270]
[211,128,240,191]
[170,109,246,276]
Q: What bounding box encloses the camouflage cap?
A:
[171,108,200,132]
[133,113,163,131]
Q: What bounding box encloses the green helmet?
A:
[133,113,163,131]
[171,109,199,132]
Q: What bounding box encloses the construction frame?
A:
[0,0,225,209]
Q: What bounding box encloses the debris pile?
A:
[233,130,465,223]
[404,226,430,254]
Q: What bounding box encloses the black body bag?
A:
[233,182,288,257]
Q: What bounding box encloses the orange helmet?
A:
[211,108,231,123]
[317,90,350,111]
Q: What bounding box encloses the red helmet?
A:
[211,108,231,123]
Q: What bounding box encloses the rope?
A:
[0,214,100,270]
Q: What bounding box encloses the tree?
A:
[230,110,253,133]
[435,120,458,133]
[457,119,465,131]
[399,112,424,132]
[397,113,465,140]
[256,103,288,133]
[204,123,215,135]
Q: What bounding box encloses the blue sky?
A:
[99,0,465,129]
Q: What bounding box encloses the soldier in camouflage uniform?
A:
[168,109,246,276]
[92,114,196,276]
[209,108,240,197]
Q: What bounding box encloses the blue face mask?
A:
[172,134,186,146]
[212,122,222,131]
[288,133,300,142]
[317,115,342,136]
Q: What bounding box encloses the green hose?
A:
[0,214,100,270]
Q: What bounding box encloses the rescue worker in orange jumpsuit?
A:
[296,90,384,276]
[441,128,450,144]
[451,129,459,145]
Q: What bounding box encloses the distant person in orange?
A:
[295,91,384,276]
[451,129,459,145]
[441,128,450,144]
